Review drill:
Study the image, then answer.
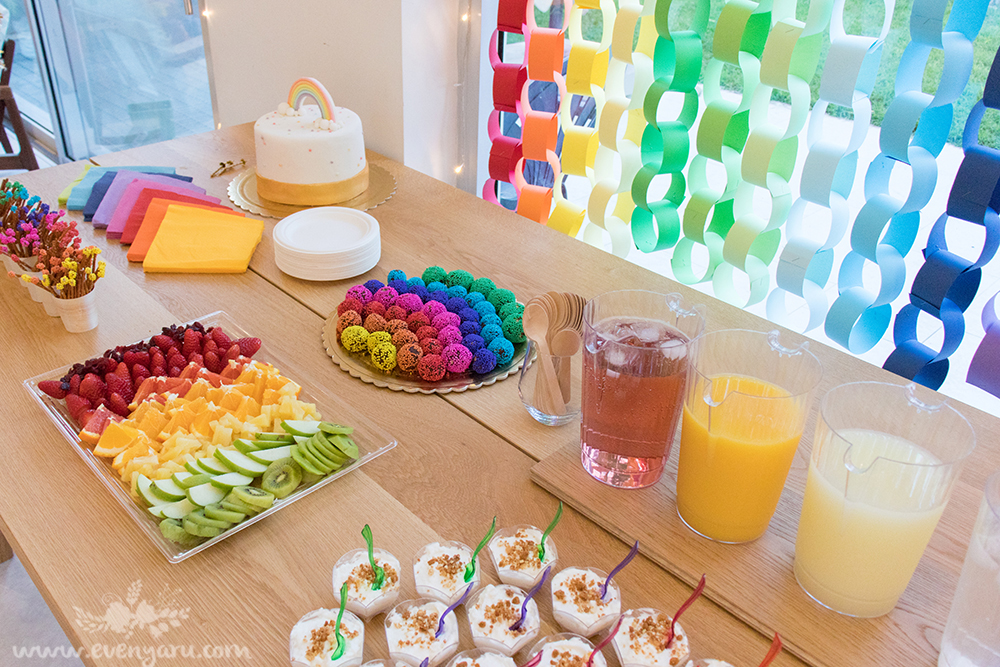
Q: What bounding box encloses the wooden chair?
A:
[0,39,39,171]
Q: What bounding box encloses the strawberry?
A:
[201,338,219,356]
[203,351,221,373]
[123,350,150,369]
[131,363,151,389]
[105,371,133,404]
[210,327,232,350]
[107,392,130,417]
[236,337,262,357]
[182,328,202,357]
[79,373,107,403]
[68,374,81,395]
[150,349,167,376]
[38,380,68,399]
[188,352,204,367]
[224,343,241,363]
[65,394,92,422]
[150,334,175,350]
[168,365,183,378]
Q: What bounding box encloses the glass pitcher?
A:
[794,382,976,617]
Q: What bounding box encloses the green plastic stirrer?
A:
[331,583,348,661]
[362,524,386,590]
[537,501,563,561]
[464,516,497,582]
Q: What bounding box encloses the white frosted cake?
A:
[254,77,368,205]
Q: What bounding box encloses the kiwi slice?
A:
[327,434,360,460]
[259,458,303,499]
[297,442,334,474]
[231,486,275,510]
[291,445,325,477]
[302,438,341,471]
[319,422,354,436]
[222,498,259,516]
[205,503,246,524]
[300,471,323,486]
[310,434,350,464]
[183,517,224,538]
[159,518,202,546]
[186,509,233,530]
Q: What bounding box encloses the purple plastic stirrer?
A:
[600,541,638,600]
[509,565,551,632]
[420,659,429,667]
[519,654,543,667]
[435,583,474,638]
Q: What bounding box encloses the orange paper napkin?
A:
[142,204,264,273]
[127,199,241,263]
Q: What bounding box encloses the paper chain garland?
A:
[824,0,990,353]
[486,0,997,393]
[883,44,1000,390]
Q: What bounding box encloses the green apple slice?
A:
[151,478,187,502]
[184,460,204,475]
[186,483,227,507]
[290,445,324,476]
[157,498,197,520]
[197,457,230,475]
[209,472,254,490]
[233,439,259,456]
[213,448,268,476]
[319,422,354,436]
[256,432,295,443]
[174,473,213,489]
[136,474,169,507]
[251,439,293,450]
[246,445,294,465]
[281,420,322,436]
[148,505,168,518]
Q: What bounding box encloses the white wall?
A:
[200,0,482,187]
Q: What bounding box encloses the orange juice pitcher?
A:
[676,330,822,543]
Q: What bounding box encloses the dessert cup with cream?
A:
[488,525,558,589]
[612,608,690,667]
[413,541,481,605]
[527,633,608,667]
[290,608,365,667]
[384,598,460,667]
[550,566,621,637]
[445,648,517,667]
[332,548,402,620]
[466,584,540,656]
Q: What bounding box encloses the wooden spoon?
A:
[522,303,565,416]
[550,328,581,403]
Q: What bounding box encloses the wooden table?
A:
[1,125,996,667]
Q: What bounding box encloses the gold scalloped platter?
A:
[322,313,530,394]
[229,165,396,219]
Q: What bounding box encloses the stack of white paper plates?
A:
[273,207,381,281]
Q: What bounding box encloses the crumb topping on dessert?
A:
[348,561,399,593]
[305,620,359,661]
[626,615,684,665]
[498,537,541,571]
[483,595,527,636]
[394,607,441,648]
[561,574,604,613]
[428,553,465,579]
[546,647,588,667]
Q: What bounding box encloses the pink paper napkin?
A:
[92,170,205,230]
[108,180,221,240]
[119,188,224,245]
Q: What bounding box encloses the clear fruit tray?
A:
[22,311,397,563]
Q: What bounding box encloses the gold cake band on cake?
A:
[256,165,369,206]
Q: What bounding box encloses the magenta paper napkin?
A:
[92,170,205,230]
[106,179,219,240]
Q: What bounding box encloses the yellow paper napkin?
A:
[58,164,92,207]
[142,204,265,273]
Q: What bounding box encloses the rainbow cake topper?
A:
[287,77,337,122]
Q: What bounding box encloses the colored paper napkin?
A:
[120,188,223,245]
[67,166,178,210]
[58,163,91,207]
[107,179,221,240]
[142,205,264,273]
[127,199,242,263]
[93,170,199,229]
[83,172,118,222]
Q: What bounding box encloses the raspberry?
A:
[182,328,202,356]
[150,334,175,350]
[38,380,68,399]
[107,392,129,417]
[210,327,232,350]
[204,351,222,373]
[79,373,107,403]
[236,337,262,357]
[66,394,92,422]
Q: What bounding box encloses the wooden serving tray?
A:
[530,442,982,667]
